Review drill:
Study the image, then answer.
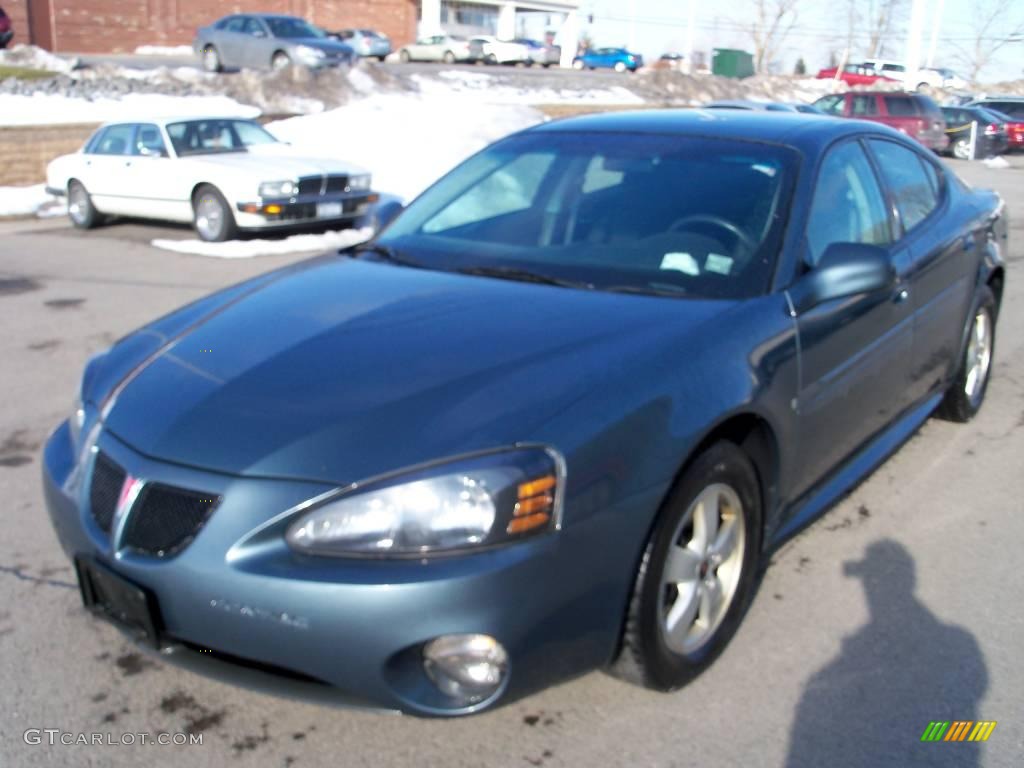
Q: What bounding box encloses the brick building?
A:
[1,0,418,53]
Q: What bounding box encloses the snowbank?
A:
[417,70,645,106]
[0,184,58,217]
[0,92,260,126]
[268,94,543,203]
[0,44,77,74]
[135,45,196,57]
[152,227,372,258]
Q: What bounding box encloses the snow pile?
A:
[416,70,644,106]
[267,94,543,203]
[152,227,372,258]
[135,45,195,57]
[0,92,260,126]
[982,156,1010,169]
[0,44,77,74]
[0,184,58,218]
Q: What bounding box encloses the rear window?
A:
[986,101,1024,118]
[884,97,918,116]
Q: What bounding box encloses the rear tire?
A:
[400,49,411,63]
[572,59,584,70]
[192,185,237,243]
[611,441,763,690]
[937,286,996,423]
[443,50,456,64]
[614,61,627,73]
[201,45,222,73]
[67,180,102,230]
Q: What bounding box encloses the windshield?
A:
[377,131,797,299]
[266,17,325,39]
[166,119,278,156]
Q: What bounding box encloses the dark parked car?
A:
[813,91,947,151]
[967,98,1024,151]
[573,47,643,72]
[193,14,354,72]
[0,6,13,49]
[940,106,1009,159]
[43,111,1006,716]
[330,28,391,60]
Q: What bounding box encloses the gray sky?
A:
[582,0,1023,82]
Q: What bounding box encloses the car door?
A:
[866,138,975,405]
[116,123,191,222]
[83,123,138,215]
[216,16,247,67]
[240,16,272,69]
[789,138,914,497]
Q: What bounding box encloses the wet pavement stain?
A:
[0,277,43,296]
[115,652,156,676]
[0,429,40,469]
[160,690,227,736]
[27,339,61,352]
[44,298,86,310]
[231,721,271,754]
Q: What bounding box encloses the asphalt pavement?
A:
[0,158,1021,767]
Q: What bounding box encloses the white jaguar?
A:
[46,117,375,242]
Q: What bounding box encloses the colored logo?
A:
[921,721,997,742]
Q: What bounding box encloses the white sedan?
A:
[468,36,531,65]
[46,117,375,242]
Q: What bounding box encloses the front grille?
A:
[121,484,219,557]
[297,175,350,196]
[90,453,126,532]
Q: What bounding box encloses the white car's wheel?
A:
[192,185,238,243]
[67,180,102,230]
[952,138,972,160]
[400,49,411,63]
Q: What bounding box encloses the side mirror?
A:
[789,242,895,315]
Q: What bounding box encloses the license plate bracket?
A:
[75,556,162,647]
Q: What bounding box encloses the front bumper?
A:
[43,420,647,715]
[234,192,375,229]
[0,31,12,47]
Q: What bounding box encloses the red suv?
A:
[813,91,948,152]
[0,6,13,49]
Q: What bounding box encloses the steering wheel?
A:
[669,214,756,252]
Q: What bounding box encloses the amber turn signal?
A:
[507,512,550,535]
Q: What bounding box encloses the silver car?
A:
[398,34,473,63]
[332,28,392,61]
[194,13,354,72]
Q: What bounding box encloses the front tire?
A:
[572,58,584,70]
[272,51,291,70]
[67,180,102,230]
[192,185,237,243]
[938,286,996,422]
[612,441,762,690]
[400,49,411,63]
[952,138,972,160]
[443,50,456,64]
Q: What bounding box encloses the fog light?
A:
[423,634,507,704]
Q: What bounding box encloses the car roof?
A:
[97,116,258,128]
[531,108,902,153]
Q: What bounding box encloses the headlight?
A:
[69,397,86,448]
[296,45,326,61]
[286,447,564,557]
[347,174,371,191]
[259,180,298,198]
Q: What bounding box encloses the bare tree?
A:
[955,0,1024,82]
[865,0,908,58]
[747,0,802,74]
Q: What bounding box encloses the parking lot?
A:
[0,157,1022,767]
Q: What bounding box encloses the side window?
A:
[919,158,942,197]
[868,139,939,232]
[884,96,918,116]
[816,94,844,115]
[422,152,554,233]
[134,124,167,157]
[242,18,266,36]
[805,141,892,266]
[92,124,135,156]
[852,95,877,116]
[224,17,246,33]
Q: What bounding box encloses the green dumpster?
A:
[712,48,755,79]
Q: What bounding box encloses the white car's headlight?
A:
[286,447,564,556]
[259,180,298,198]
[348,174,371,192]
[296,45,326,62]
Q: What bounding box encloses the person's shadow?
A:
[785,539,988,768]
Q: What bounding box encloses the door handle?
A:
[893,287,910,304]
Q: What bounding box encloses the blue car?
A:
[573,46,643,72]
[43,111,1006,716]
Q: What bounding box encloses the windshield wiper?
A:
[456,265,589,289]
[603,283,688,298]
[350,243,422,268]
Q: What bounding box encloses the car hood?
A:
[189,143,369,179]
[99,257,729,485]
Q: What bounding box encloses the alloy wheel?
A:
[964,308,992,406]
[658,483,746,655]
[68,183,89,225]
[194,196,224,241]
